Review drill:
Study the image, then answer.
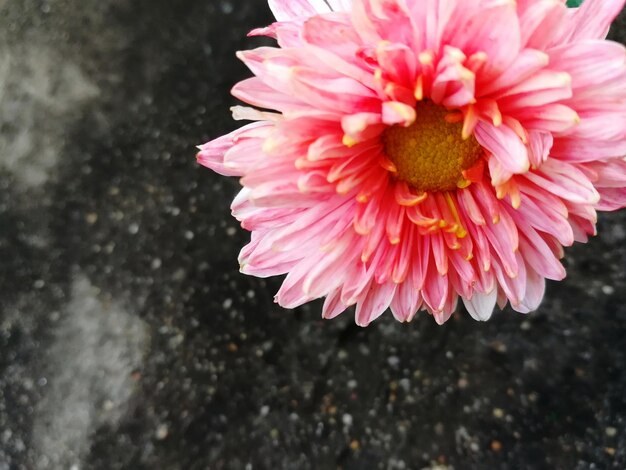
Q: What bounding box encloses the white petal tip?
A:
[463,290,498,322]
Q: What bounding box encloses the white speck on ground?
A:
[32,274,148,469]
[0,44,98,187]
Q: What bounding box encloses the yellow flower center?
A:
[383,101,483,192]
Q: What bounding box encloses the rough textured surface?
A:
[0,1,625,469]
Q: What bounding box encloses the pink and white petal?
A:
[237,47,301,94]
[587,159,626,188]
[301,14,361,53]
[390,273,422,322]
[462,288,497,322]
[268,0,331,21]
[274,256,325,308]
[481,217,520,279]
[241,232,304,278]
[197,122,272,176]
[564,200,597,241]
[517,0,567,49]
[197,138,242,177]
[431,300,454,325]
[322,288,350,319]
[242,249,301,278]
[439,287,458,324]
[301,17,377,86]
[515,104,580,134]
[444,0,521,79]
[327,0,353,11]
[342,112,385,142]
[431,46,476,107]
[547,41,626,99]
[568,216,593,242]
[568,111,626,142]
[527,131,553,168]
[550,137,626,163]
[405,0,463,52]
[422,263,449,315]
[475,122,530,176]
[223,138,272,175]
[494,70,573,108]
[515,267,546,314]
[478,49,549,97]
[355,281,397,327]
[351,0,415,47]
[303,236,363,298]
[237,206,304,232]
[290,67,380,113]
[556,0,626,43]
[375,41,419,89]
[517,230,566,281]
[448,251,478,292]
[231,105,281,122]
[597,187,626,211]
[512,182,573,243]
[381,101,416,126]
[307,134,352,161]
[249,21,304,48]
[494,252,527,308]
[488,158,514,187]
[525,159,600,205]
[232,78,308,113]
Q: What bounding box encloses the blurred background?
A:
[0,1,625,469]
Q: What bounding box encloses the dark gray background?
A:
[0,1,625,469]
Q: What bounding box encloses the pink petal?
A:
[390,280,421,323]
[525,159,600,205]
[551,137,626,163]
[517,0,566,49]
[232,78,306,112]
[444,0,521,79]
[355,281,397,326]
[322,288,349,319]
[475,122,530,178]
[516,267,546,313]
[381,101,416,126]
[557,0,626,42]
[268,0,331,21]
[479,49,549,96]
[597,188,626,211]
[197,122,271,176]
[290,67,380,113]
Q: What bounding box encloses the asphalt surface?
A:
[0,1,625,469]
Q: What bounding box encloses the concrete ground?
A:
[0,1,625,469]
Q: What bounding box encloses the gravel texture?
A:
[0,1,625,469]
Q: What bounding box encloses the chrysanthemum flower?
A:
[198,0,626,325]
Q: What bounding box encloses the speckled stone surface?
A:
[0,1,625,469]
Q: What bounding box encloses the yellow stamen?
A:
[418,51,434,65]
[492,109,503,127]
[444,192,467,239]
[457,179,471,189]
[414,75,424,101]
[383,100,483,192]
[462,105,477,140]
[342,135,358,147]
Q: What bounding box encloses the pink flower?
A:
[198,0,626,325]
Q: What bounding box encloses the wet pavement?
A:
[0,1,625,469]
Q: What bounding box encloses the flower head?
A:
[198,0,626,325]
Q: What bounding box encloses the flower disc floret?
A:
[383,101,484,192]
